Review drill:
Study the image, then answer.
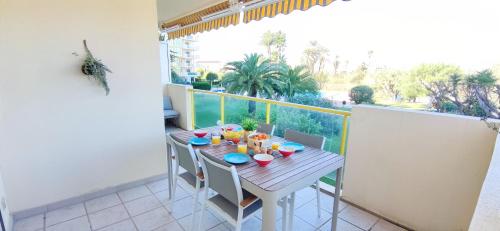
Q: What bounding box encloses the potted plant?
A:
[241,118,258,142]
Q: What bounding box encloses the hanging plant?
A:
[81,40,112,95]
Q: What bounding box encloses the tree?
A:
[374,69,404,101]
[314,72,329,90]
[410,64,462,108]
[260,31,287,62]
[205,72,218,86]
[171,70,184,84]
[280,66,318,100]
[349,85,374,104]
[302,41,329,74]
[222,53,283,114]
[332,55,341,75]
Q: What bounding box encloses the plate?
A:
[223,153,250,164]
[189,137,210,146]
[282,142,305,151]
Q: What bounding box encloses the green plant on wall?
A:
[81,40,112,95]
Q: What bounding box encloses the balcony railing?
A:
[188,89,352,185]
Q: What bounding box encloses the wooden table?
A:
[167,129,345,231]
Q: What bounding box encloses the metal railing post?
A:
[220,95,225,124]
[265,102,271,124]
[339,115,349,155]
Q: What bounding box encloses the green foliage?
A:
[81,40,112,95]
[205,72,219,83]
[222,53,283,113]
[440,101,459,113]
[302,41,329,75]
[241,118,258,131]
[192,81,211,90]
[171,70,185,84]
[280,65,318,99]
[260,31,287,62]
[374,69,403,100]
[349,85,374,104]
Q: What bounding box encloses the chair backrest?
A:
[163,96,173,110]
[257,123,275,136]
[196,149,242,206]
[167,134,200,177]
[284,129,326,150]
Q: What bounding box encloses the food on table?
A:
[279,146,295,157]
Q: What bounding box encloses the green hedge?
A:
[192,81,211,90]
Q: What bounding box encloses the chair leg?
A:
[190,179,200,231]
[197,187,209,231]
[287,192,295,231]
[169,166,179,212]
[316,180,321,217]
[281,196,288,231]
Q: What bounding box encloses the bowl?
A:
[193,130,208,138]
[279,147,295,157]
[228,137,241,144]
[254,154,274,167]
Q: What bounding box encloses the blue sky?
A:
[196,0,500,72]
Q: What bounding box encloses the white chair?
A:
[195,149,264,231]
[284,129,326,230]
[167,134,204,231]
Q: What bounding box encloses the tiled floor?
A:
[13,177,407,231]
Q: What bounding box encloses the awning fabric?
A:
[167,13,240,40]
[243,0,335,23]
[162,1,241,40]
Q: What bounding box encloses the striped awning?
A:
[243,0,335,23]
[161,1,241,40]
[167,13,240,40]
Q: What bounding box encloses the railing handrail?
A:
[188,89,352,117]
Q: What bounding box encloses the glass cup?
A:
[272,142,280,150]
[212,135,221,145]
[237,143,248,154]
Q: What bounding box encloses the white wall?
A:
[164,84,194,130]
[342,105,496,231]
[0,0,167,213]
[469,133,500,231]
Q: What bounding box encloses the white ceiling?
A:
[157,0,225,24]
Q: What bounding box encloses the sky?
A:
[195,0,500,73]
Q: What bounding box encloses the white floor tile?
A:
[178,210,222,231]
[276,215,316,231]
[371,219,408,231]
[96,219,137,231]
[13,214,44,231]
[339,206,379,230]
[118,186,152,202]
[45,203,86,226]
[208,223,231,231]
[318,192,349,213]
[293,201,331,228]
[88,204,129,230]
[85,194,121,214]
[45,216,90,231]
[146,179,169,193]
[124,195,162,216]
[319,218,364,231]
[132,207,174,231]
[152,220,183,231]
[168,196,200,219]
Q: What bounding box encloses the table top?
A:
[170,129,344,192]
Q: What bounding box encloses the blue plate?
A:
[189,137,210,146]
[223,153,250,164]
[282,142,305,151]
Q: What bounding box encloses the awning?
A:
[243,0,335,23]
[166,13,240,40]
[161,1,240,40]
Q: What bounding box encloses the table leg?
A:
[262,197,278,231]
[167,142,173,200]
[331,167,343,231]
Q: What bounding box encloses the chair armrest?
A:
[240,195,258,207]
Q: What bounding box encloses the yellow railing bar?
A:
[220,95,225,124]
[265,102,271,124]
[339,115,349,156]
[188,89,352,117]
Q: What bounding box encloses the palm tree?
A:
[280,65,319,100]
[222,53,282,114]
